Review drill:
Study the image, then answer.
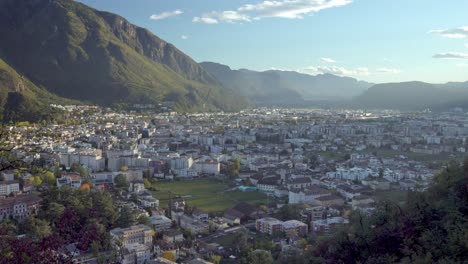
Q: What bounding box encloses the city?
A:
[1,106,467,263]
[0,0,467,263]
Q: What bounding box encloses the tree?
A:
[143,178,151,189]
[228,158,241,178]
[0,127,23,173]
[120,166,128,172]
[210,255,222,264]
[116,206,135,228]
[91,240,101,258]
[21,217,52,241]
[276,205,301,221]
[30,176,42,187]
[162,251,176,262]
[43,171,56,185]
[114,174,128,189]
[43,202,65,224]
[77,166,89,178]
[312,160,468,263]
[80,183,91,191]
[137,215,150,226]
[248,249,273,264]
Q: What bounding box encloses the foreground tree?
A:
[312,160,468,263]
[248,249,274,264]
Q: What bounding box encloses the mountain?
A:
[201,62,372,105]
[200,62,304,106]
[355,81,468,110]
[0,57,77,122]
[268,71,372,101]
[0,0,249,121]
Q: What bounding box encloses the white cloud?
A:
[430,26,468,39]
[456,63,468,67]
[465,43,468,48]
[193,11,251,24]
[433,52,468,60]
[193,16,219,24]
[193,0,352,24]
[181,35,189,40]
[301,66,401,76]
[376,68,401,74]
[150,9,183,20]
[238,0,352,19]
[303,66,369,76]
[383,58,393,62]
[320,57,336,63]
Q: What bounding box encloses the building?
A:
[163,229,184,244]
[138,196,159,209]
[336,185,363,201]
[287,177,312,189]
[288,186,331,204]
[0,180,20,196]
[282,220,308,236]
[256,217,283,235]
[312,195,345,207]
[110,224,153,247]
[194,160,221,175]
[193,209,209,222]
[56,173,82,189]
[59,149,105,172]
[327,167,371,181]
[122,243,151,264]
[179,215,209,235]
[256,177,278,193]
[0,195,42,221]
[150,215,172,231]
[224,202,264,224]
[311,217,349,234]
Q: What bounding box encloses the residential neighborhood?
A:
[0,106,466,263]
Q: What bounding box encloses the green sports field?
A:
[151,178,267,213]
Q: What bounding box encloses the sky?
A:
[76,0,468,84]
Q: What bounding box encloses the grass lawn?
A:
[317,151,346,160]
[363,148,462,164]
[151,179,267,213]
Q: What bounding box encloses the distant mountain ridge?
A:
[267,70,372,101]
[1,0,468,120]
[0,0,249,121]
[200,62,304,106]
[355,81,468,110]
[201,62,373,105]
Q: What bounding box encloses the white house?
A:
[0,181,20,196]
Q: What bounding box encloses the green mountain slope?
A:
[0,0,248,115]
[0,57,77,122]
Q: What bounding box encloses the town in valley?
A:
[1,105,466,263]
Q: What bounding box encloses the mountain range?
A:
[0,0,249,121]
[0,0,468,122]
[200,62,373,105]
[355,81,468,110]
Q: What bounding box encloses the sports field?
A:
[152,179,267,213]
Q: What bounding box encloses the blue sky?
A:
[77,0,468,83]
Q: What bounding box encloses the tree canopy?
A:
[311,160,468,263]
